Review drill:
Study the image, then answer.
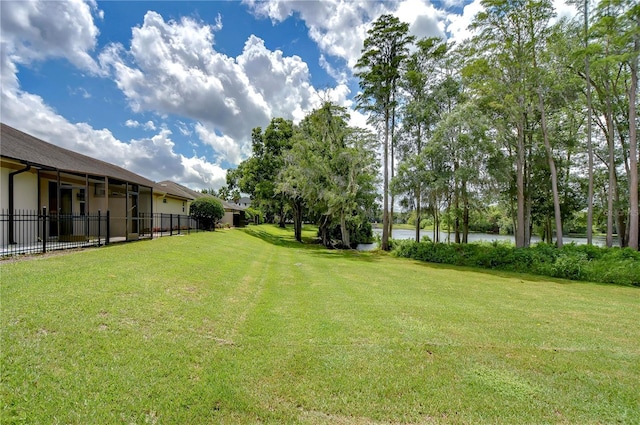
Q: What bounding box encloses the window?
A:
[94,183,105,197]
[79,189,86,216]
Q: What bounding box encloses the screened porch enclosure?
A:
[38,171,153,243]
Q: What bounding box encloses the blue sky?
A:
[1,0,576,190]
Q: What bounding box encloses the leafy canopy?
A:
[190,197,225,230]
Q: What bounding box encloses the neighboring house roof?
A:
[157,180,247,212]
[237,197,251,206]
[1,123,156,188]
[157,180,210,201]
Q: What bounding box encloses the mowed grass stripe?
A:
[2,225,639,424]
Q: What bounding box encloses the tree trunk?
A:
[340,212,350,248]
[454,160,460,244]
[279,199,286,228]
[415,186,421,242]
[628,21,639,250]
[390,94,396,240]
[462,179,469,244]
[585,0,595,246]
[516,121,527,248]
[381,108,390,251]
[525,132,533,247]
[415,126,422,243]
[293,198,303,242]
[537,89,563,248]
[435,206,440,243]
[319,215,330,247]
[614,174,627,247]
[605,93,616,248]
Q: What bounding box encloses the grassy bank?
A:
[2,225,639,424]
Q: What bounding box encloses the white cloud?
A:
[1,2,363,190]
[176,121,193,136]
[319,54,349,84]
[213,12,223,31]
[395,0,446,39]
[68,86,92,99]
[244,0,446,70]
[1,83,228,189]
[98,11,272,162]
[0,0,103,74]
[244,0,383,69]
[180,155,227,190]
[445,0,484,44]
[125,128,225,189]
[98,10,359,165]
[552,0,578,23]
[0,1,229,191]
[195,123,244,165]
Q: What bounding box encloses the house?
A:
[156,180,247,227]
[234,197,252,208]
[1,123,244,250]
[1,123,163,246]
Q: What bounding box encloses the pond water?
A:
[357,228,617,251]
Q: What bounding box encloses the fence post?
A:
[170,214,173,236]
[98,210,101,245]
[178,215,181,234]
[42,206,47,253]
[106,210,110,245]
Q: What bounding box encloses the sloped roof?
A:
[157,180,209,200]
[157,180,246,211]
[1,123,156,188]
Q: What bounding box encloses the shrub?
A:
[392,240,639,286]
[551,251,588,280]
[245,207,264,224]
[190,197,225,230]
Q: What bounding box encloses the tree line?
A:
[222,0,638,251]
[356,0,638,250]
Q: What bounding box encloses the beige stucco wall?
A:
[154,195,188,215]
[1,166,38,212]
[221,211,234,226]
[0,166,9,211]
[153,195,190,231]
[88,185,109,214]
[1,165,39,245]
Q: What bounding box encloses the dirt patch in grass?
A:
[1,248,86,263]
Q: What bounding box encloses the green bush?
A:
[392,240,640,286]
[552,251,588,280]
[245,207,264,224]
[190,197,225,230]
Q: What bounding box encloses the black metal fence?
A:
[1,209,205,257]
[139,212,204,238]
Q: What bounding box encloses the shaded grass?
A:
[1,225,639,424]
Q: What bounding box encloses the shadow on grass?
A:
[240,226,319,249]
[239,225,384,263]
[239,226,630,284]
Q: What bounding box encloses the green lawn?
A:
[2,225,639,424]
